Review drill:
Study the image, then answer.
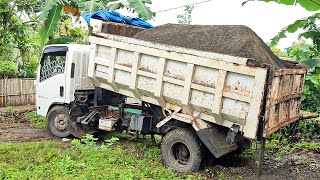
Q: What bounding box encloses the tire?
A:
[161,128,203,172]
[47,106,72,138]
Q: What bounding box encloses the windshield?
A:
[39,51,67,82]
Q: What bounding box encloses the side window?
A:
[40,52,66,82]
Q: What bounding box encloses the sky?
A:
[124,0,317,50]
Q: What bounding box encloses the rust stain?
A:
[138,66,156,73]
[116,62,132,68]
[164,72,185,81]
[192,78,216,88]
[265,69,305,137]
[224,82,251,97]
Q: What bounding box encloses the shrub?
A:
[23,56,39,78]
[0,61,18,74]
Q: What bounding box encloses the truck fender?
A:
[157,113,238,158]
[46,103,67,116]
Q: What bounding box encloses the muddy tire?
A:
[47,106,72,138]
[161,128,203,172]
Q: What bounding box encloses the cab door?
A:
[36,46,68,116]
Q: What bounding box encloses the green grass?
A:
[24,111,46,127]
[0,134,184,180]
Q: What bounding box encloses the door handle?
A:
[71,63,75,78]
[60,86,64,97]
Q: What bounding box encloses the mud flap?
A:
[196,126,238,158]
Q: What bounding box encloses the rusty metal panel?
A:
[90,19,145,37]
[264,68,306,137]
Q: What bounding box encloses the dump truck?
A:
[36,20,310,172]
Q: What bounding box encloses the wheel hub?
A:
[54,114,68,130]
[173,143,190,165]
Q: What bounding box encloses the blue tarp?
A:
[82,11,153,29]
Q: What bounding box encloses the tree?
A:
[39,0,155,48]
[177,5,195,24]
[0,0,40,59]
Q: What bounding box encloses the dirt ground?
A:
[0,108,319,179]
[195,151,320,180]
[0,106,54,142]
[0,122,54,142]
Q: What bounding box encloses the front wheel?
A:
[161,128,203,172]
[47,106,72,138]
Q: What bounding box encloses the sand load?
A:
[134,24,287,69]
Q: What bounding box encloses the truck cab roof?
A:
[43,44,90,53]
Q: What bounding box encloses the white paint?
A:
[36,45,94,116]
[88,34,269,139]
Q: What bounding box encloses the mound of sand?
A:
[134,24,286,68]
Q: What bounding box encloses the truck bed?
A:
[88,25,306,139]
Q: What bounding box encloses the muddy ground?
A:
[194,151,320,180]
[0,110,54,142]
[0,111,319,179]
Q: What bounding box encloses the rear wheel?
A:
[161,128,203,172]
[47,106,72,138]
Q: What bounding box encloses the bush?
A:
[23,56,38,78]
[0,61,18,74]
[24,111,46,127]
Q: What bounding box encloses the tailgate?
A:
[264,68,307,137]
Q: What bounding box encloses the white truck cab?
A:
[36,45,94,116]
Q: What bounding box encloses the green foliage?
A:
[270,13,320,46]
[274,118,320,141]
[39,4,62,47]
[0,61,18,74]
[77,0,108,13]
[216,171,226,180]
[127,0,154,20]
[39,0,63,22]
[296,119,320,139]
[266,118,320,160]
[24,111,46,127]
[284,41,320,108]
[6,106,14,114]
[302,72,320,107]
[0,134,181,179]
[55,15,89,44]
[285,41,318,62]
[266,138,292,160]
[302,80,320,111]
[23,56,39,78]
[270,47,290,58]
[293,141,320,151]
[267,139,320,161]
[71,134,120,152]
[39,0,155,48]
[0,0,41,58]
[177,5,195,25]
[47,37,74,45]
[238,148,256,161]
[0,0,41,78]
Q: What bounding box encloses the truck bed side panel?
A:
[88,34,269,139]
